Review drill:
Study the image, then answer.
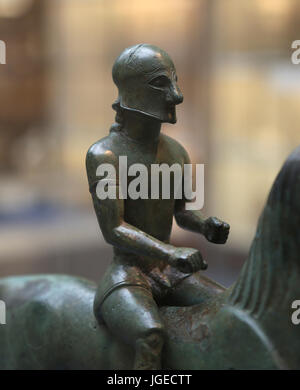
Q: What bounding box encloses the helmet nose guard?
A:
[166,83,184,106]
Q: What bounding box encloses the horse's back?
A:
[0,274,133,369]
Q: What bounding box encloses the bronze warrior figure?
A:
[1,44,299,371]
[86,44,230,370]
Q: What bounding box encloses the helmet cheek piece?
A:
[119,83,175,123]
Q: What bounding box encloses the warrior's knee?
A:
[137,325,165,351]
[134,326,165,369]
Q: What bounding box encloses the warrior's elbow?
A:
[102,224,124,246]
[174,209,187,227]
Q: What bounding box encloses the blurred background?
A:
[0,0,299,287]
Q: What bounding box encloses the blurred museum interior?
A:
[0,0,300,286]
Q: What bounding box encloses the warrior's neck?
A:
[122,110,161,144]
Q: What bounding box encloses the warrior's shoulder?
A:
[86,134,118,168]
[160,133,190,163]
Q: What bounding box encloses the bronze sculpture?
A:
[0,44,299,370]
[86,44,229,369]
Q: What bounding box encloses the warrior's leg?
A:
[94,286,165,370]
[162,272,225,307]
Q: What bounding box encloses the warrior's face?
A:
[112,44,183,124]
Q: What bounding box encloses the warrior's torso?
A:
[87,130,187,252]
[86,130,190,300]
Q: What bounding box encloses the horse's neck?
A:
[228,248,300,369]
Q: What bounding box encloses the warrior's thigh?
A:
[162,272,225,307]
[99,286,164,346]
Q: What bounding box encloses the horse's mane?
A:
[229,146,300,318]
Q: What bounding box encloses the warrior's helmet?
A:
[112,44,183,124]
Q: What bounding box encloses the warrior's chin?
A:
[167,115,177,124]
[165,108,177,124]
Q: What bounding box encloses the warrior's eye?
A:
[149,75,169,88]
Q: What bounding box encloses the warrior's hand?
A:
[169,247,207,274]
[204,217,230,244]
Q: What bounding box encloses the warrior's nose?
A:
[167,84,183,105]
[174,89,183,105]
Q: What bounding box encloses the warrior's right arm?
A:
[92,185,177,262]
[86,147,205,272]
[86,148,176,264]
